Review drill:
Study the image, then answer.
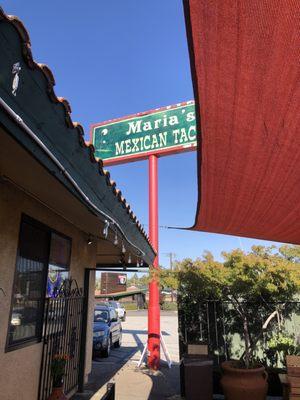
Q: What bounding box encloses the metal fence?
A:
[178,300,300,366]
[38,280,84,400]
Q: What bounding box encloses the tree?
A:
[279,245,300,263]
[177,246,300,368]
[127,273,139,287]
[219,248,300,367]
[159,268,178,290]
[95,277,101,291]
[127,273,150,288]
[158,268,179,302]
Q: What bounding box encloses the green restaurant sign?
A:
[91,100,197,165]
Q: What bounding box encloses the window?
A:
[7,217,50,348]
[7,215,71,350]
[94,310,109,323]
[109,309,117,321]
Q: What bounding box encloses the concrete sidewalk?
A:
[73,360,283,400]
[73,361,181,400]
[91,362,180,400]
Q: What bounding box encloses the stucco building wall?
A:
[0,181,96,400]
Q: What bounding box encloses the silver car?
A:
[108,301,126,321]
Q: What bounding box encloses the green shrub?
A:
[265,332,300,367]
[161,302,178,311]
[124,303,138,310]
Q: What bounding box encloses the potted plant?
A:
[266,331,300,368]
[216,247,300,400]
[176,246,300,399]
[48,354,69,400]
[263,331,300,397]
[188,246,300,400]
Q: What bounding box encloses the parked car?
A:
[95,301,109,307]
[93,305,122,357]
[108,301,126,321]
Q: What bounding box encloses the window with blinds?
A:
[6,215,71,350]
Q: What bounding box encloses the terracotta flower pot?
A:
[220,360,268,400]
[47,387,67,400]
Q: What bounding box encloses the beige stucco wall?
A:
[0,181,96,400]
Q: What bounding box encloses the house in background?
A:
[0,8,154,400]
[100,272,127,295]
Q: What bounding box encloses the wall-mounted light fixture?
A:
[103,220,110,238]
[114,231,118,246]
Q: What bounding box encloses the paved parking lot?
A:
[117,310,179,364]
[93,309,179,365]
[94,309,179,368]
[74,310,180,399]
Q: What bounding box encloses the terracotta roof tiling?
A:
[0,7,152,248]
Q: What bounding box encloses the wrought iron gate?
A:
[38,280,84,400]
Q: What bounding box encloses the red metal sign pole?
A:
[147,154,160,370]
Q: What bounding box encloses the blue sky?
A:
[2,0,285,268]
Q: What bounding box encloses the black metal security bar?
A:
[38,280,84,400]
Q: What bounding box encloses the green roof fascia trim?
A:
[0,9,155,265]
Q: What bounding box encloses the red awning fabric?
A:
[184,0,300,244]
